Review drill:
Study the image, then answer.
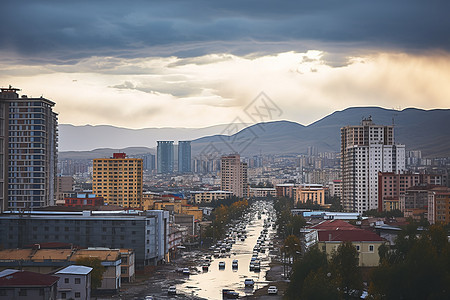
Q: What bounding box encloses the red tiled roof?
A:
[310,219,358,230]
[318,229,384,242]
[0,270,59,287]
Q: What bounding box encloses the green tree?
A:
[285,245,329,299]
[369,224,450,300]
[330,241,363,300]
[75,257,106,290]
[301,267,339,300]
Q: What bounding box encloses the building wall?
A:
[92,155,143,208]
[0,87,58,212]
[157,141,174,174]
[221,154,248,198]
[341,118,405,214]
[178,141,191,173]
[56,273,91,300]
[428,187,450,225]
[294,185,325,206]
[319,241,383,267]
[0,212,167,268]
[193,191,232,204]
[0,284,57,300]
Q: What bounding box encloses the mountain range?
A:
[58,107,450,160]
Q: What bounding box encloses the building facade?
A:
[157,141,174,174]
[92,153,143,208]
[428,186,450,225]
[0,210,169,268]
[378,172,447,211]
[341,117,405,214]
[221,154,248,198]
[294,184,325,206]
[192,190,233,204]
[55,265,92,300]
[178,141,191,173]
[0,86,58,212]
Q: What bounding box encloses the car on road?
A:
[268,286,278,295]
[182,268,190,275]
[232,259,238,268]
[219,261,225,269]
[222,289,239,299]
[168,286,176,295]
[244,278,255,287]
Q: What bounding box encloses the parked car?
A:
[219,261,225,269]
[182,268,190,275]
[244,278,255,287]
[268,286,278,295]
[168,286,176,295]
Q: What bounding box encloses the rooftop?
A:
[0,270,59,287]
[56,265,93,275]
[318,229,384,242]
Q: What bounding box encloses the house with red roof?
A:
[0,269,59,299]
[305,220,386,267]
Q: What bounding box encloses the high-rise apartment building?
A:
[157,141,174,174]
[0,86,58,211]
[341,117,405,214]
[178,141,191,173]
[92,153,143,208]
[221,154,248,198]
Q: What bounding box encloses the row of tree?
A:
[203,198,249,240]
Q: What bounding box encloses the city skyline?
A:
[0,1,449,129]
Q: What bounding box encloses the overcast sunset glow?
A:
[1,0,449,128]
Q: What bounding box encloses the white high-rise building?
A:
[341,117,405,214]
[221,154,248,198]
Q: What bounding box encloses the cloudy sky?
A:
[1,0,449,128]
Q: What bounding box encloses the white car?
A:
[268,286,278,295]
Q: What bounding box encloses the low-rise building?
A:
[64,193,104,207]
[0,269,59,300]
[249,187,277,198]
[428,186,450,225]
[119,249,135,283]
[0,209,168,268]
[304,220,385,267]
[55,265,92,300]
[294,184,325,206]
[0,247,123,293]
[192,191,233,204]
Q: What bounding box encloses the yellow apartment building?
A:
[92,153,143,208]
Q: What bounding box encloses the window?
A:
[75,278,81,284]
[64,278,69,283]
[356,245,360,251]
[75,292,81,298]
[19,289,27,296]
[61,292,67,299]
[369,245,374,252]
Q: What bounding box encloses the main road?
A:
[177,201,276,299]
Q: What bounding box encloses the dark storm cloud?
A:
[1,0,449,63]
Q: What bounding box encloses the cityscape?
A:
[0,1,450,300]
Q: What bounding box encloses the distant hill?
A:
[58,123,249,151]
[58,147,154,160]
[58,107,450,159]
[191,107,450,158]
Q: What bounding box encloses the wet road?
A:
[178,206,275,299]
